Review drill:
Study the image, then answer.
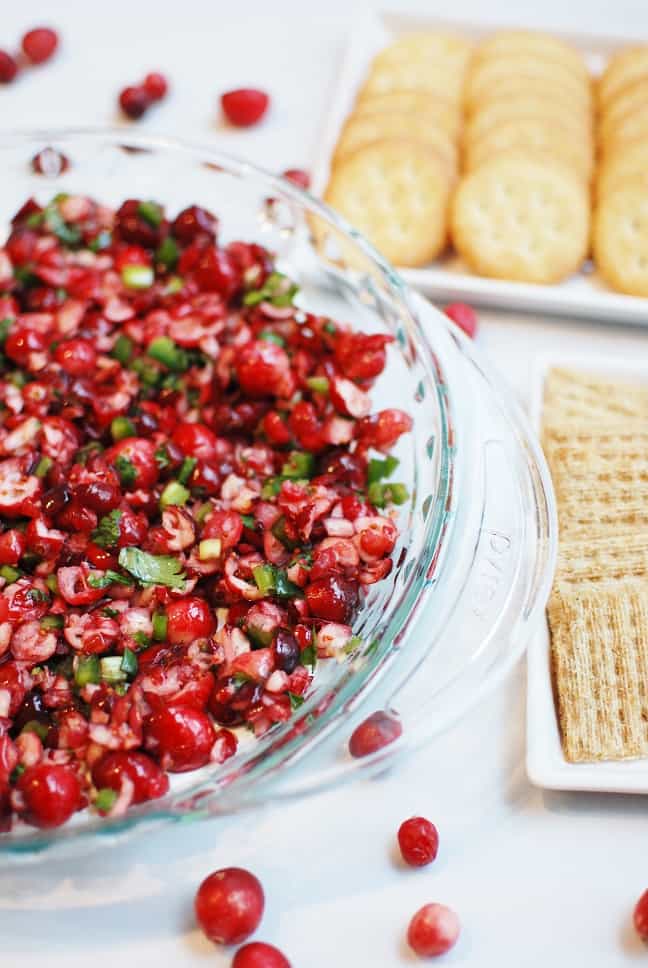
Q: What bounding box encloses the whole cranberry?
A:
[143,72,168,101]
[0,50,19,84]
[55,338,97,376]
[145,705,215,772]
[15,763,81,829]
[634,889,648,941]
[91,751,169,804]
[195,867,265,944]
[114,198,162,247]
[22,27,59,64]
[281,169,310,190]
[221,88,269,127]
[166,597,216,645]
[348,710,402,758]
[172,205,218,243]
[444,302,478,339]
[398,817,439,867]
[74,480,122,513]
[407,903,460,958]
[305,576,358,623]
[232,942,291,968]
[119,86,151,120]
[193,245,240,298]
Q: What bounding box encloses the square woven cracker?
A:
[548,579,648,762]
[543,367,648,424]
[555,531,648,583]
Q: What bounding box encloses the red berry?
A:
[407,903,460,958]
[232,941,291,968]
[398,817,439,867]
[221,88,269,127]
[281,169,310,190]
[143,72,168,101]
[634,890,648,941]
[444,302,478,339]
[166,597,216,645]
[305,575,358,623]
[54,338,97,376]
[21,27,58,65]
[195,867,265,945]
[31,147,70,175]
[172,205,218,244]
[119,85,151,120]
[91,751,169,804]
[348,710,402,758]
[15,763,81,829]
[0,50,19,84]
[145,705,215,772]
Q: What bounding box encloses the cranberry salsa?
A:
[0,192,412,831]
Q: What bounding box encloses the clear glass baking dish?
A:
[0,130,557,860]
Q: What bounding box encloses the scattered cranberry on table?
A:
[221,88,270,127]
[348,710,403,757]
[195,867,265,945]
[231,942,291,968]
[443,301,478,339]
[634,889,648,941]
[398,816,439,868]
[30,147,70,176]
[21,27,59,65]
[143,71,168,101]
[119,72,168,119]
[0,50,19,84]
[407,902,460,958]
[281,169,311,190]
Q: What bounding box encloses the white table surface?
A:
[2,2,648,965]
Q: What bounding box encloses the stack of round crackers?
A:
[451,31,593,284]
[324,32,472,267]
[594,45,648,296]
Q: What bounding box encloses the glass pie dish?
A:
[0,130,557,860]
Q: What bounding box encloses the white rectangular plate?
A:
[313,10,648,326]
[526,352,648,793]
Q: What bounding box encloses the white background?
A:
[2,2,648,966]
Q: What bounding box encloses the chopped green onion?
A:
[367,481,409,507]
[323,321,337,335]
[147,336,188,372]
[281,451,315,479]
[110,334,133,365]
[367,455,399,485]
[258,331,286,347]
[20,720,49,740]
[137,200,164,227]
[114,455,138,488]
[110,416,135,441]
[154,445,171,471]
[195,503,213,525]
[252,564,276,596]
[120,647,138,677]
[88,230,112,252]
[306,376,329,394]
[300,643,317,669]
[45,574,59,594]
[274,569,303,598]
[75,654,101,687]
[159,480,190,508]
[34,456,53,478]
[121,265,154,290]
[40,614,64,630]
[94,788,118,813]
[152,611,168,641]
[243,271,298,308]
[178,457,197,485]
[0,565,20,583]
[198,538,222,560]
[155,236,179,269]
[100,656,127,683]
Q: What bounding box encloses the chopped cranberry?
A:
[444,302,478,339]
[105,437,159,489]
[91,751,169,804]
[0,51,19,84]
[232,942,291,968]
[145,705,215,772]
[55,338,98,376]
[21,27,59,65]
[31,147,70,176]
[221,89,269,127]
[273,629,299,673]
[348,710,402,758]
[407,903,460,958]
[305,576,357,623]
[15,763,81,829]
[236,341,295,399]
[166,597,215,644]
[0,529,26,565]
[634,890,648,941]
[172,205,218,243]
[281,169,310,190]
[193,245,240,298]
[119,86,151,120]
[172,422,220,460]
[398,817,439,867]
[143,72,168,101]
[195,867,265,944]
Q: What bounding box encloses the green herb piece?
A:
[274,569,303,598]
[87,569,133,589]
[367,455,399,485]
[45,574,59,594]
[25,211,45,228]
[118,547,187,591]
[155,236,179,270]
[252,563,276,596]
[121,646,139,676]
[241,514,256,529]
[300,643,316,669]
[159,480,190,508]
[88,230,112,252]
[110,334,133,365]
[195,503,212,525]
[110,416,135,441]
[14,266,38,287]
[75,654,101,687]
[0,565,20,583]
[33,456,52,478]
[323,321,337,335]
[152,611,168,641]
[102,607,119,618]
[178,457,197,486]
[91,510,122,549]
[306,376,329,394]
[246,620,273,648]
[26,588,49,604]
[232,672,252,686]
[287,691,305,711]
[243,271,298,307]
[122,264,154,290]
[40,614,64,630]
[137,200,164,227]
[0,317,13,344]
[94,788,118,813]
[261,477,282,499]
[258,331,286,347]
[154,445,172,471]
[114,455,137,488]
[10,764,26,783]
[281,451,315,480]
[130,357,161,387]
[147,336,188,372]
[367,481,409,508]
[198,538,222,560]
[44,204,81,247]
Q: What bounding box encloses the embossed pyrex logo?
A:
[471,530,512,618]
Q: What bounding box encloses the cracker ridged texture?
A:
[598,45,648,111]
[358,58,465,104]
[333,112,458,172]
[548,580,648,762]
[593,176,648,297]
[554,532,648,585]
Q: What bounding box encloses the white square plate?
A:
[526,352,648,793]
[313,10,648,326]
